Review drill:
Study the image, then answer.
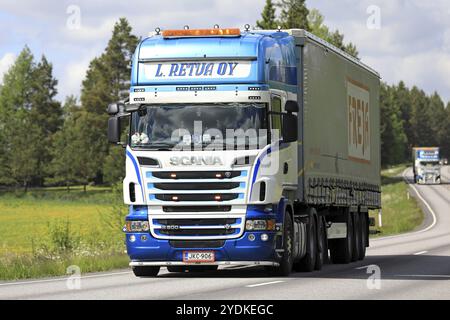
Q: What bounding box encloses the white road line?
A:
[372,168,438,242]
[396,274,450,279]
[0,270,132,287]
[245,280,284,288]
[413,251,428,255]
[355,265,372,270]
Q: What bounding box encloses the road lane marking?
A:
[413,251,428,255]
[0,271,132,287]
[246,280,284,288]
[372,168,438,242]
[355,265,372,270]
[398,274,450,278]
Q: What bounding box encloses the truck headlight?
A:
[125,220,150,232]
[245,219,276,231]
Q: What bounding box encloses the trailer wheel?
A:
[351,212,361,262]
[266,213,294,276]
[314,216,325,270]
[329,209,353,264]
[358,211,368,260]
[132,266,160,277]
[294,209,317,272]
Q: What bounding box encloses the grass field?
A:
[0,166,423,280]
[369,165,424,237]
[0,186,129,280]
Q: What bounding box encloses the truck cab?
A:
[412,147,441,184]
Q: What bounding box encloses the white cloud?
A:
[1,0,450,103]
[0,53,16,83]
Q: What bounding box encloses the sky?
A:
[0,0,450,104]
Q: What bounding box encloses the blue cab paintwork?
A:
[125,204,284,262]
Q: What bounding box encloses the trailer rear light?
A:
[162,28,241,38]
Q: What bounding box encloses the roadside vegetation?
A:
[369,165,424,237]
[0,186,129,280]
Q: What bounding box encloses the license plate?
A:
[182,251,215,263]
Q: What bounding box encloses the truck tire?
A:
[358,212,367,260]
[294,210,317,272]
[314,216,325,270]
[329,210,353,264]
[132,266,160,277]
[351,212,361,262]
[266,213,294,276]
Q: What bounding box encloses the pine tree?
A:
[0,46,38,188]
[29,55,62,186]
[439,103,450,159]
[256,0,278,30]
[380,83,407,166]
[278,0,309,30]
[79,18,138,185]
[47,97,79,189]
[409,87,435,147]
[391,81,412,160]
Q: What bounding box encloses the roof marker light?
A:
[162,28,241,38]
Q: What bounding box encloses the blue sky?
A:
[1,0,450,104]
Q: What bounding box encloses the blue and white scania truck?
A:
[107,27,381,277]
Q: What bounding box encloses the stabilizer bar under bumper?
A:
[129,261,279,267]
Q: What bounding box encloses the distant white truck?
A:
[412,147,441,184]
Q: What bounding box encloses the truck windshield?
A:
[130,103,268,150]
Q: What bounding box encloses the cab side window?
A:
[271,96,283,139]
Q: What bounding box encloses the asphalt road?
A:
[1,167,449,300]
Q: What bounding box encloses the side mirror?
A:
[107,102,124,116]
[108,117,121,144]
[282,113,298,143]
[285,100,299,113]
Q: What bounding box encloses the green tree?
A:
[0,46,37,188]
[380,83,407,166]
[47,97,79,189]
[29,55,62,185]
[409,87,435,147]
[256,0,278,30]
[308,9,359,58]
[438,103,450,159]
[391,81,412,159]
[278,0,309,30]
[79,18,138,185]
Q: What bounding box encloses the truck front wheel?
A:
[132,266,160,277]
[266,213,294,276]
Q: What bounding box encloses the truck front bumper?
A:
[126,231,279,267]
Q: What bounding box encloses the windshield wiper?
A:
[134,142,177,151]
